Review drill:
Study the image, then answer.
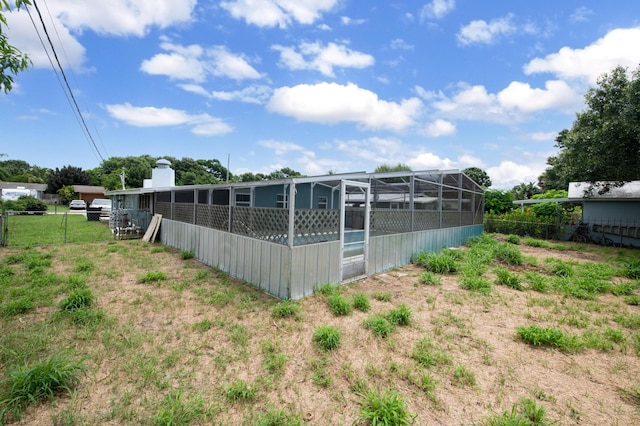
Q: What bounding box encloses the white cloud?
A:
[258,140,310,156]
[267,82,422,131]
[141,39,261,82]
[529,131,557,142]
[524,27,640,84]
[207,46,262,80]
[570,6,594,23]
[390,38,413,50]
[424,119,456,137]
[420,0,455,20]
[457,14,516,45]
[487,160,545,189]
[497,80,581,113]
[53,0,196,37]
[6,11,87,71]
[105,103,232,136]
[431,80,581,123]
[341,16,366,25]
[179,84,272,104]
[333,137,406,164]
[272,41,374,77]
[407,152,456,170]
[221,0,338,28]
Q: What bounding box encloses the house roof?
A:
[568,181,640,200]
[73,185,106,194]
[0,181,47,191]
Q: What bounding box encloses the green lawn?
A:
[3,213,113,246]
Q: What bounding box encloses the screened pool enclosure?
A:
[108,169,484,299]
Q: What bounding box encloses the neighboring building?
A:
[73,185,107,204]
[107,160,484,299]
[568,181,640,247]
[0,182,47,200]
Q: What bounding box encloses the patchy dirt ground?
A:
[3,239,640,425]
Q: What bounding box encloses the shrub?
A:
[327,293,352,316]
[0,353,85,422]
[352,292,371,312]
[313,325,342,351]
[357,389,415,426]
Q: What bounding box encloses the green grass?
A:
[58,288,95,312]
[452,364,476,387]
[137,271,167,284]
[357,388,415,426]
[225,380,256,402]
[372,291,392,302]
[516,325,582,353]
[3,214,113,246]
[313,325,342,351]
[254,407,302,426]
[419,271,442,285]
[494,267,524,290]
[272,300,302,319]
[483,397,553,426]
[414,249,461,273]
[352,292,371,312]
[0,353,85,423]
[411,337,453,368]
[150,389,205,425]
[180,250,195,260]
[327,293,352,316]
[364,314,395,338]
[261,340,287,376]
[386,304,412,326]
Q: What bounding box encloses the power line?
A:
[26,0,105,162]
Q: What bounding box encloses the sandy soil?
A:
[4,240,640,425]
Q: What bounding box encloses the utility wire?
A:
[23,5,102,165]
[27,0,105,162]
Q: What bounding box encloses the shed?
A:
[107,168,484,299]
[568,181,640,247]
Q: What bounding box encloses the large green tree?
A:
[542,65,640,193]
[463,167,492,188]
[1,0,30,93]
[46,165,90,194]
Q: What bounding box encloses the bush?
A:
[484,212,564,239]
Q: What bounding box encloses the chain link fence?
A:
[1,211,114,247]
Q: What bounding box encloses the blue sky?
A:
[2,0,640,188]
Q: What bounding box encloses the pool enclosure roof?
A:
[106,169,484,197]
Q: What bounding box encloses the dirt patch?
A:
[2,240,640,425]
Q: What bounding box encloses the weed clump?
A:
[225,380,256,402]
[58,288,94,312]
[352,292,371,312]
[0,353,85,423]
[386,304,412,326]
[364,314,395,338]
[482,397,552,426]
[327,293,352,316]
[494,267,523,290]
[516,325,582,353]
[419,271,441,286]
[137,271,167,284]
[313,325,342,351]
[414,249,462,273]
[272,300,302,319]
[357,388,415,426]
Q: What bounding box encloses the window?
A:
[235,193,251,207]
[318,196,328,209]
[276,194,288,209]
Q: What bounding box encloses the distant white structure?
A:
[1,187,33,201]
[144,159,175,188]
